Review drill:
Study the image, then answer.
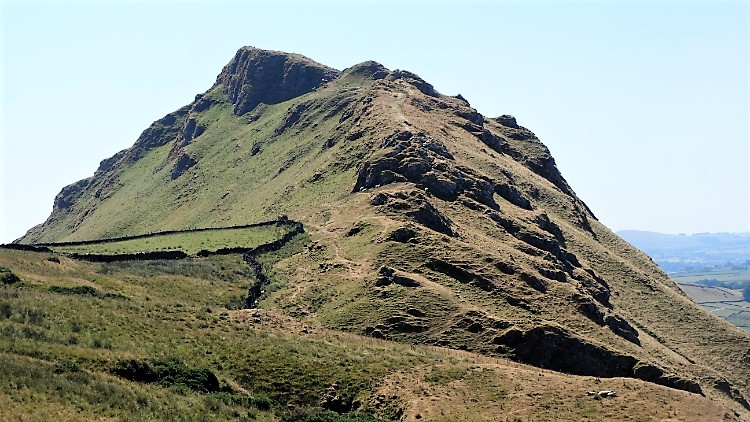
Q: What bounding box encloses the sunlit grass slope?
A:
[0,248,734,421]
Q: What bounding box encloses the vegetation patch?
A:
[281,408,386,422]
[48,285,128,300]
[0,267,20,285]
[210,392,273,411]
[111,357,220,393]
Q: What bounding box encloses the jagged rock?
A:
[363,326,385,339]
[192,94,216,113]
[455,317,485,333]
[427,259,495,292]
[633,362,665,381]
[575,270,612,308]
[375,266,420,288]
[344,221,370,237]
[171,153,197,180]
[575,295,639,345]
[492,325,638,377]
[534,213,564,242]
[453,93,470,105]
[383,316,427,333]
[603,313,640,346]
[341,61,390,80]
[369,191,455,236]
[217,46,339,116]
[539,267,567,282]
[182,118,205,145]
[129,106,191,160]
[456,108,484,126]
[520,272,548,292]
[321,383,354,413]
[354,131,497,210]
[406,308,425,317]
[52,179,91,211]
[408,199,455,236]
[386,226,418,243]
[370,193,388,206]
[495,182,533,210]
[274,102,308,135]
[495,115,519,128]
[714,379,750,410]
[386,69,438,97]
[494,260,516,275]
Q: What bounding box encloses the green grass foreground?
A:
[0,247,446,421]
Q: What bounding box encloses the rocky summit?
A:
[18,46,750,419]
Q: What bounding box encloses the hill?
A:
[12,46,750,419]
[0,247,737,421]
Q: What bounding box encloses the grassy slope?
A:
[252,78,750,416]
[0,248,736,422]
[28,80,364,243]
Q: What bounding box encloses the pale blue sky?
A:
[2,0,748,243]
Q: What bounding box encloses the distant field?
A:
[677,284,743,303]
[701,301,750,331]
[672,268,750,332]
[48,225,289,256]
[671,268,750,285]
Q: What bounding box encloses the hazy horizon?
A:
[2,0,748,243]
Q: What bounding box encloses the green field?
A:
[671,268,750,285]
[701,301,750,331]
[47,225,290,256]
[672,267,750,332]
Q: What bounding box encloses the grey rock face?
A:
[217,46,340,116]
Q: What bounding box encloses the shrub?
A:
[53,360,81,374]
[48,285,128,300]
[49,285,101,296]
[210,391,251,407]
[111,357,220,393]
[92,338,103,348]
[21,326,47,340]
[0,267,20,285]
[0,302,12,319]
[252,394,273,411]
[20,307,46,325]
[46,256,61,263]
[281,408,385,422]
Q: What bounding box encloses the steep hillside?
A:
[0,248,737,421]
[18,46,750,418]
